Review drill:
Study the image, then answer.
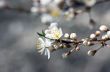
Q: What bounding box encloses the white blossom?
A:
[36,38,52,59]
[45,22,63,39]
[41,14,53,24]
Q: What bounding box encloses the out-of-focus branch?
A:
[0,5,31,13]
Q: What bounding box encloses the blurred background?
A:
[0,0,110,72]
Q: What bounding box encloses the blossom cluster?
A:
[36,22,110,59]
[31,0,110,26]
[1,0,110,26]
[31,0,97,23]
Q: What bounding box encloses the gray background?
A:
[0,0,110,72]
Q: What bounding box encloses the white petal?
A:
[45,30,51,34]
[45,39,52,47]
[45,34,53,39]
[46,48,50,59]
[59,28,63,37]
[49,22,58,29]
[44,49,48,56]
[37,38,45,48]
[38,38,45,44]
[38,47,45,54]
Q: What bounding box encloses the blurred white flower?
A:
[36,38,52,59]
[84,0,96,7]
[40,0,52,6]
[53,0,63,4]
[41,14,53,24]
[45,22,63,39]
[30,6,39,13]
[99,25,108,32]
[64,8,75,20]
[0,0,6,8]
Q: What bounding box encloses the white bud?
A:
[99,25,108,32]
[95,31,101,36]
[81,39,85,41]
[107,31,110,38]
[87,41,91,46]
[70,33,77,39]
[90,34,96,39]
[75,47,80,51]
[53,45,58,49]
[64,33,69,38]
[102,35,109,40]
[87,50,97,56]
[83,40,88,46]
[62,53,68,58]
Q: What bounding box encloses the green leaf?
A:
[42,30,45,36]
[37,32,44,37]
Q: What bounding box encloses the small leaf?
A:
[37,32,44,37]
[42,30,45,36]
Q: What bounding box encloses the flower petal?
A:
[38,47,45,54]
[46,48,50,59]
[45,39,52,47]
[49,22,58,29]
[59,28,63,37]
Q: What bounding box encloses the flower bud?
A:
[75,47,80,51]
[87,41,91,46]
[64,33,69,38]
[107,31,110,38]
[83,40,88,46]
[90,34,96,39]
[59,44,63,48]
[70,33,77,39]
[95,31,101,36]
[62,53,68,58]
[53,45,58,49]
[101,34,109,40]
[99,25,108,32]
[87,50,97,56]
